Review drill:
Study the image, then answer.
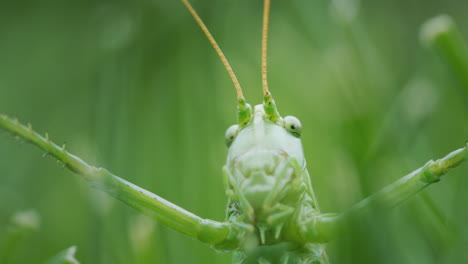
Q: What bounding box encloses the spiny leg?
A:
[292,144,468,243]
[0,114,244,250]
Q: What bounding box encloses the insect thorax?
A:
[223,149,327,263]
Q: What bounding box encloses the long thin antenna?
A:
[182,0,244,99]
[261,0,280,122]
[262,0,271,95]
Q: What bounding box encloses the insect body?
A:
[224,105,328,263]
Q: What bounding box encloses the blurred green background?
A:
[0,0,467,263]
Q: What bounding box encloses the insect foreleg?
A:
[338,144,466,217]
[292,144,468,244]
[223,166,255,220]
[0,114,244,250]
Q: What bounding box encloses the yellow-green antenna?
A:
[262,0,271,96]
[261,0,281,122]
[182,0,251,126]
[182,0,243,99]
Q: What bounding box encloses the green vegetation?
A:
[0,0,467,263]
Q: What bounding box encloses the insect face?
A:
[226,104,305,170]
[224,104,308,224]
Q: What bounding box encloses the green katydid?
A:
[0,0,467,263]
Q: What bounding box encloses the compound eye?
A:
[283,116,302,137]
[225,124,240,147]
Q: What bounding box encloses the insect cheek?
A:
[225,124,240,147]
[283,116,302,137]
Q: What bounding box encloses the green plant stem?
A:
[0,114,241,250]
[45,246,79,264]
[421,15,468,96]
[1,229,24,264]
[310,144,468,242]
[0,210,39,263]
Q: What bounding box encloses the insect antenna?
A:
[261,0,281,122]
[262,0,271,96]
[182,0,252,126]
